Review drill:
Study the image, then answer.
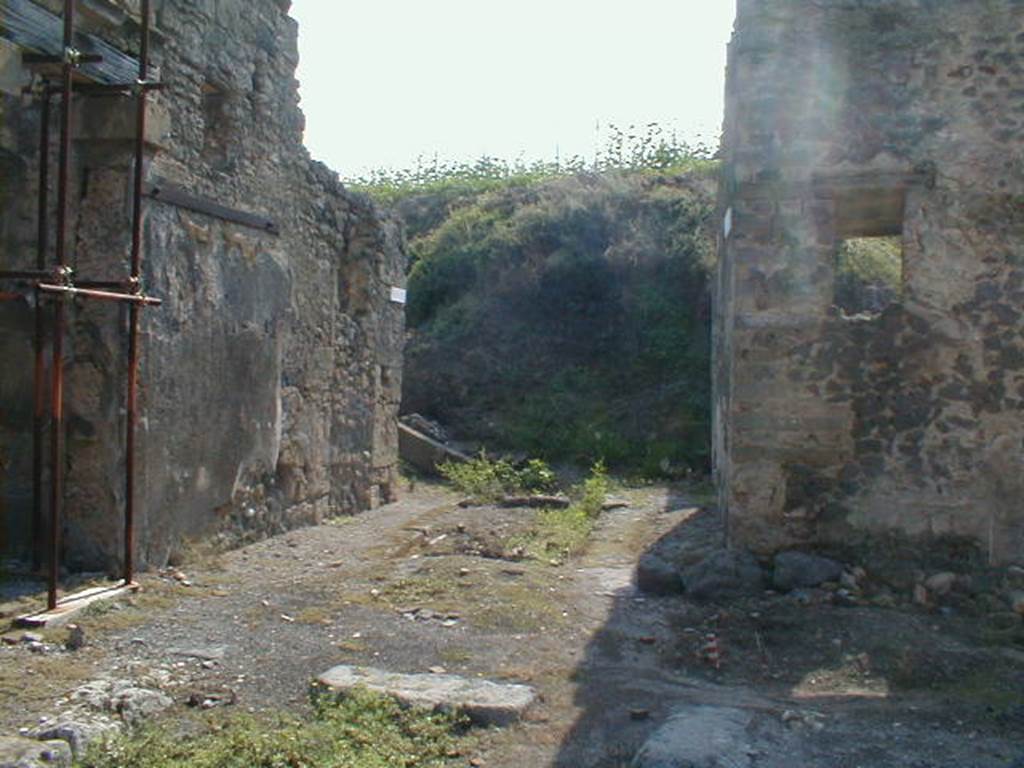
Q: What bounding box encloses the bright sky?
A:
[289,2,735,180]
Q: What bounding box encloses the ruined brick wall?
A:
[0,0,405,569]
[715,0,1024,562]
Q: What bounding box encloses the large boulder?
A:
[772,552,843,592]
[636,552,685,596]
[632,705,791,768]
[681,549,765,600]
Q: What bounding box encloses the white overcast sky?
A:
[289,2,736,179]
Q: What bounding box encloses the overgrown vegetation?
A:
[439,454,556,501]
[78,688,469,768]
[347,124,715,206]
[516,462,610,564]
[393,162,715,475]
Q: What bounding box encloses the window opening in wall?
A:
[834,235,903,317]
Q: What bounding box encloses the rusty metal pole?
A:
[31,88,52,573]
[48,0,76,611]
[124,0,151,585]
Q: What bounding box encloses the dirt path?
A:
[2,482,1023,767]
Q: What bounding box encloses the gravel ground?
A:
[2,480,1023,767]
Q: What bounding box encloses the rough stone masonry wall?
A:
[0,0,405,569]
[715,0,1024,563]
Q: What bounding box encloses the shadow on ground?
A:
[553,497,1024,768]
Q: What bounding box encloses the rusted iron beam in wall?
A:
[144,180,281,235]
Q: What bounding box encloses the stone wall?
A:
[715,0,1024,563]
[0,0,405,569]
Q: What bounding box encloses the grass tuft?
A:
[78,687,470,768]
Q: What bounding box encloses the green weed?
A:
[78,688,470,768]
[516,462,609,564]
[439,454,555,502]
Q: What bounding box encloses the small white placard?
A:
[389,286,407,305]
[723,207,733,239]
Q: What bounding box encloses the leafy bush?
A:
[79,688,469,768]
[572,460,609,519]
[438,454,556,501]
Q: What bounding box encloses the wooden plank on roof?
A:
[0,0,141,84]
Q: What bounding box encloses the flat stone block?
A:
[317,664,537,726]
[16,583,138,628]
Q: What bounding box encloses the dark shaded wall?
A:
[715,0,1024,562]
[0,0,405,569]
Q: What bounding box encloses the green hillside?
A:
[354,141,718,477]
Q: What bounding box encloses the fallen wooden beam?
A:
[15,582,138,628]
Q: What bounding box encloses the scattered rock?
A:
[67,680,172,726]
[0,736,72,768]
[913,584,929,606]
[636,553,684,596]
[110,687,173,726]
[29,720,118,758]
[317,665,537,726]
[170,646,226,661]
[602,499,631,511]
[924,572,957,595]
[19,633,44,645]
[186,689,237,709]
[64,625,85,652]
[1008,591,1024,617]
[780,709,825,731]
[400,413,449,444]
[771,552,843,592]
[682,550,764,600]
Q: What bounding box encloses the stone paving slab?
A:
[317,664,537,726]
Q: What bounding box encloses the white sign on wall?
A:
[389,286,407,305]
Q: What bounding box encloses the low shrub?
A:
[438,454,556,501]
[78,688,469,768]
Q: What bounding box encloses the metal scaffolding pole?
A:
[124,0,153,586]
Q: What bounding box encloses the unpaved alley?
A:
[2,482,1023,767]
